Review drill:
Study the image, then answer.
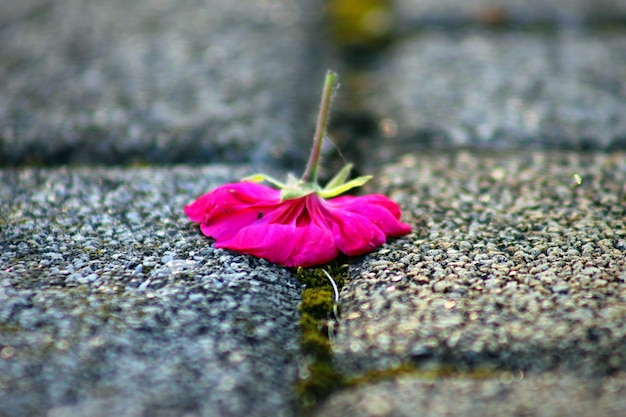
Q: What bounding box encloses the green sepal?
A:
[242,164,372,201]
[280,182,319,201]
[319,175,373,198]
[284,173,301,187]
[324,163,354,191]
[241,173,286,188]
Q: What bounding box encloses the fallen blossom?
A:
[184,181,411,267]
[185,70,411,267]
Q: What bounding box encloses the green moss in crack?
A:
[346,363,503,388]
[300,312,331,360]
[301,288,333,321]
[295,263,348,414]
[346,363,420,386]
[296,360,345,410]
[296,264,346,290]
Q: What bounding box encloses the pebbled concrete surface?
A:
[350,30,626,160]
[3,1,626,416]
[394,0,626,25]
[0,166,301,417]
[0,0,321,167]
[315,370,626,417]
[338,151,626,374]
[315,151,626,416]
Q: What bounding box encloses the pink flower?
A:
[185,182,411,268]
[185,70,411,267]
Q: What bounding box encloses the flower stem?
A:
[301,70,337,183]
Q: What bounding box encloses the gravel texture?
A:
[314,150,626,415]
[0,166,301,417]
[3,2,626,417]
[334,151,626,376]
[348,30,626,158]
[395,0,626,25]
[314,370,626,417]
[0,0,321,167]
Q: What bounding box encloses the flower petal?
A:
[288,223,338,267]
[184,182,279,224]
[218,223,297,266]
[328,194,412,236]
[199,206,264,241]
[185,181,411,267]
[328,211,387,256]
[303,195,381,256]
[217,210,338,268]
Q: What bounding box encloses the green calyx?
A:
[319,163,372,198]
[242,163,372,202]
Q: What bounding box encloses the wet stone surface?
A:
[0,0,320,167]
[0,166,301,417]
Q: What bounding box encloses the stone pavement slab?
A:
[3,2,626,417]
[395,0,626,24]
[0,0,320,166]
[0,166,301,417]
[352,30,626,159]
[314,151,626,416]
[315,370,626,417]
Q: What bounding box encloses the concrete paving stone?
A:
[0,0,321,166]
[395,0,626,25]
[354,30,626,158]
[333,151,626,376]
[309,150,626,415]
[0,166,301,417]
[314,370,626,417]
